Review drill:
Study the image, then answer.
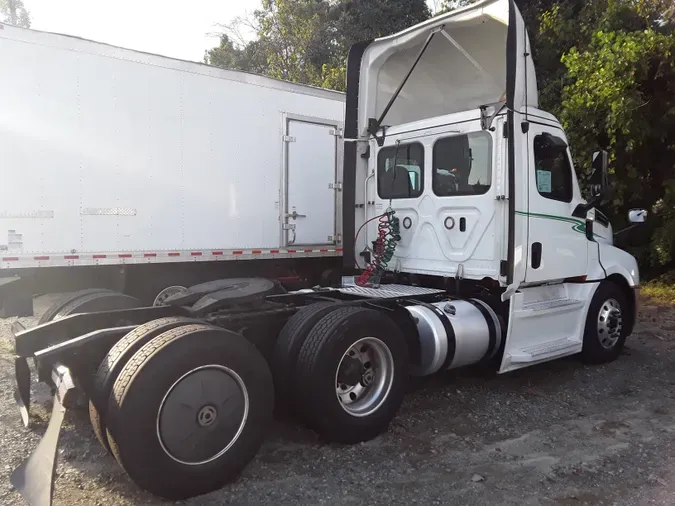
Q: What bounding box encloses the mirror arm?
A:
[614,224,639,237]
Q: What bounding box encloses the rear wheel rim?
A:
[597,298,623,349]
[153,286,187,306]
[156,365,249,465]
[334,337,394,418]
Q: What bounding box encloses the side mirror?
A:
[628,209,647,224]
[589,150,609,197]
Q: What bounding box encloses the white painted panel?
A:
[369,116,501,280]
[286,120,337,245]
[0,24,344,258]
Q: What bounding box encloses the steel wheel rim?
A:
[597,298,623,349]
[153,286,187,306]
[156,364,249,465]
[334,336,394,418]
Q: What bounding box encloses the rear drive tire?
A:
[105,324,274,500]
[89,316,201,453]
[581,281,629,364]
[294,306,409,444]
[272,302,337,408]
[38,289,116,324]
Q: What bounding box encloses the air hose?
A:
[356,208,400,287]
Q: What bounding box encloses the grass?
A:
[642,281,675,306]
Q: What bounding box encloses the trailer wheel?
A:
[53,291,141,321]
[581,281,629,364]
[272,302,337,408]
[88,316,201,452]
[294,306,409,444]
[38,288,116,324]
[153,286,187,306]
[105,323,273,500]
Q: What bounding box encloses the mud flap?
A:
[12,363,76,506]
[14,357,31,427]
[11,395,66,506]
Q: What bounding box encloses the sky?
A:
[23,0,441,63]
[24,0,261,62]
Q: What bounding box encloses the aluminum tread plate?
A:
[337,284,444,298]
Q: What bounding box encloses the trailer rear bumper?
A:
[0,275,33,317]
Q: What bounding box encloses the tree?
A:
[206,0,431,90]
[334,0,431,51]
[0,0,30,28]
[523,0,675,273]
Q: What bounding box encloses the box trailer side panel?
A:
[0,25,345,269]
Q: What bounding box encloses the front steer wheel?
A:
[105,324,274,500]
[581,281,630,364]
[294,306,409,444]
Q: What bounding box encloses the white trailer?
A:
[0,23,345,315]
[9,1,649,505]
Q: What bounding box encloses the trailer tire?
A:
[89,316,202,452]
[272,302,337,408]
[106,323,274,500]
[294,306,409,444]
[38,289,116,324]
[581,281,629,364]
[53,291,141,321]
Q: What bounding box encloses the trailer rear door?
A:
[284,117,339,246]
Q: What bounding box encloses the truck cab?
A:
[343,0,642,371]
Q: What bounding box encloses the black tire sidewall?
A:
[92,317,201,412]
[582,281,629,363]
[272,303,336,404]
[107,327,273,499]
[295,308,409,443]
[89,317,201,452]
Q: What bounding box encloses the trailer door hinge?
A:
[329,128,344,137]
[328,233,342,244]
[282,135,296,143]
[282,223,296,230]
[329,182,343,191]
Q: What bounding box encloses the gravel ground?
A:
[2,294,675,506]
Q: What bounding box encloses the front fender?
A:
[589,243,640,287]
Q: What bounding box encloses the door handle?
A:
[531,242,542,269]
[286,210,306,219]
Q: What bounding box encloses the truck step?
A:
[337,284,444,299]
[519,298,584,315]
[509,337,580,363]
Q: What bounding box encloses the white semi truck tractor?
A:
[8,0,646,504]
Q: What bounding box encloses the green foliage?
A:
[0,0,30,28]
[205,0,430,90]
[551,2,675,273]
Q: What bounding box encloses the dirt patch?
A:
[1,296,675,505]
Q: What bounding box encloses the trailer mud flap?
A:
[11,394,66,506]
[14,356,31,426]
[12,363,76,506]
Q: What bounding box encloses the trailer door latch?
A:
[329,182,343,191]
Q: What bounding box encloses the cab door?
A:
[524,123,588,283]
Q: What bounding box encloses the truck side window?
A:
[377,143,424,199]
[533,134,573,203]
[432,132,492,196]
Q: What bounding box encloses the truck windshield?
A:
[433,132,492,196]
